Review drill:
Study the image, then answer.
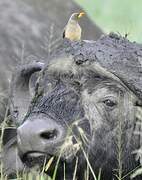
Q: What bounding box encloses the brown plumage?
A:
[63,12,85,41]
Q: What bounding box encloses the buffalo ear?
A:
[9,62,44,124]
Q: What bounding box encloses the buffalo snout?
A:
[17,115,65,159]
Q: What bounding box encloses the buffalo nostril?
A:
[40,129,58,140]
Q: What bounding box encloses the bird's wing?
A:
[62,26,66,38]
[63,30,65,38]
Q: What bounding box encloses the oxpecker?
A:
[63,12,85,41]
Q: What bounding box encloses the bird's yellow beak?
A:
[78,12,85,18]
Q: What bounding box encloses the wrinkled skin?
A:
[3,55,140,179]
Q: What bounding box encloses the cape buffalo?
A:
[2,34,142,180]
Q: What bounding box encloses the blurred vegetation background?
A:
[75,0,142,43]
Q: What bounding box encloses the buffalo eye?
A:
[103,99,117,108]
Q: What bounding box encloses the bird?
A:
[63,12,85,41]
